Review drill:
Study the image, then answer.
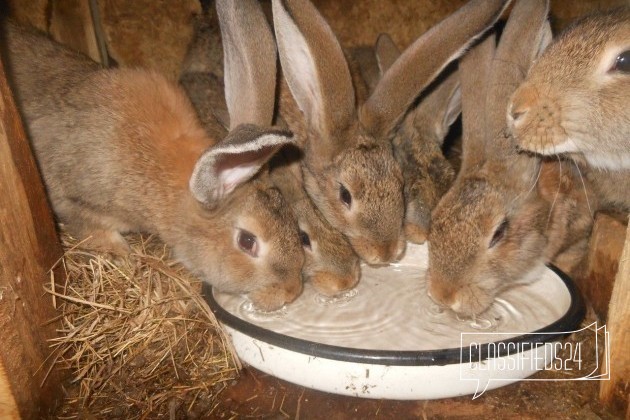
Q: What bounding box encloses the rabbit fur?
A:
[272,0,511,264]
[353,33,462,244]
[1,0,304,311]
[508,7,630,212]
[179,4,361,296]
[427,0,596,316]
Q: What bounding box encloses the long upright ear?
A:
[272,0,356,145]
[484,0,550,186]
[537,21,553,58]
[190,124,295,207]
[374,33,401,76]
[360,0,511,139]
[411,69,462,144]
[216,0,277,129]
[485,0,550,143]
[458,33,495,174]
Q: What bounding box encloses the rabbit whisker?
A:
[570,157,594,221]
[527,158,543,196]
[545,155,562,230]
[508,159,540,208]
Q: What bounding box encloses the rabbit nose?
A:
[311,270,359,295]
[394,238,406,261]
[352,238,401,265]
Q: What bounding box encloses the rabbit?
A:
[271,0,511,264]
[507,7,630,212]
[353,32,462,244]
[1,0,305,311]
[268,148,361,295]
[426,0,596,317]
[179,6,361,296]
[507,7,630,171]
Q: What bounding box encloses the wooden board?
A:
[600,219,630,417]
[0,53,64,418]
[49,0,107,65]
[581,212,627,320]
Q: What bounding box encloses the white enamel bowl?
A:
[203,243,584,400]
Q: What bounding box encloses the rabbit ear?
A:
[272,0,355,148]
[486,0,550,142]
[360,0,511,139]
[216,0,277,129]
[458,33,495,174]
[483,0,550,187]
[412,69,462,145]
[537,21,553,58]
[374,33,401,76]
[212,107,231,131]
[376,34,461,144]
[190,124,295,207]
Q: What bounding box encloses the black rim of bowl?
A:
[202,265,585,366]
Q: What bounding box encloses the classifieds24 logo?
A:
[459,322,610,399]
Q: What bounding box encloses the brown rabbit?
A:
[355,33,461,244]
[427,0,595,316]
[507,8,630,211]
[272,0,511,264]
[1,0,304,311]
[508,7,630,171]
[268,149,361,295]
[179,5,360,296]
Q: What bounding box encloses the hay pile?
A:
[46,233,240,419]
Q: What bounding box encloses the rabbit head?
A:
[180,0,360,298]
[507,7,630,170]
[177,0,308,310]
[370,33,461,244]
[180,124,304,310]
[272,0,510,264]
[269,147,361,296]
[427,0,560,316]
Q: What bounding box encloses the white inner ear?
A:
[191,131,293,206]
[217,160,261,197]
[273,0,322,122]
[535,20,553,59]
[212,142,280,198]
[442,85,462,134]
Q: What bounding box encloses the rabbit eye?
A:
[299,230,312,250]
[611,50,630,73]
[489,220,508,248]
[339,184,352,209]
[237,229,258,257]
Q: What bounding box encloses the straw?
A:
[46,232,240,419]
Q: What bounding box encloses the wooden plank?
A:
[97,0,201,79]
[581,212,627,320]
[600,219,630,416]
[0,362,20,419]
[48,0,103,63]
[0,52,64,418]
[3,0,49,32]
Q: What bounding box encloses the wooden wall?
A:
[0,57,64,418]
[1,0,628,416]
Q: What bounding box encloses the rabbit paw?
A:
[81,229,131,257]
